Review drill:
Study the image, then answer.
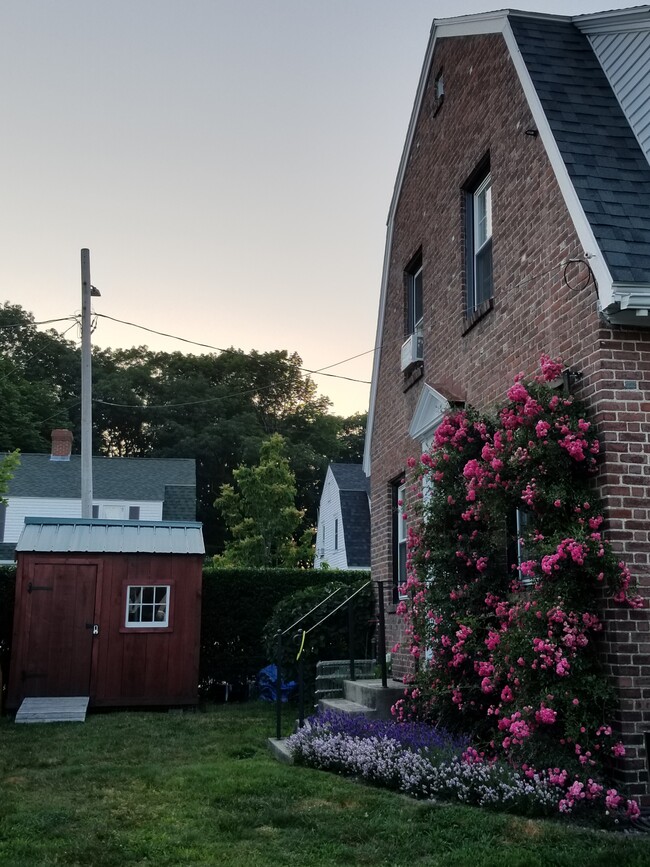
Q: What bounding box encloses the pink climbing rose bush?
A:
[395,355,643,819]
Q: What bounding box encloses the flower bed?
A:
[287,711,639,823]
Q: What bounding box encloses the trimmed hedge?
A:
[0,566,16,699]
[0,566,371,703]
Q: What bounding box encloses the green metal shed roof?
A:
[16,517,205,555]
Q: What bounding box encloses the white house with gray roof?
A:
[0,430,196,563]
[314,463,370,570]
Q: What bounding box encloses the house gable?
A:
[315,464,370,570]
[364,6,650,475]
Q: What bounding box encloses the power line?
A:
[95,383,274,410]
[0,321,79,385]
[94,312,372,384]
[0,316,78,330]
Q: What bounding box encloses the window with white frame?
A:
[507,509,533,587]
[125,585,170,627]
[392,481,408,602]
[334,517,339,550]
[515,508,532,586]
[93,504,141,520]
[465,162,493,315]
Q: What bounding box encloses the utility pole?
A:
[80,249,100,518]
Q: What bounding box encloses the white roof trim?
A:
[575,6,650,34]
[409,385,451,443]
[363,222,393,477]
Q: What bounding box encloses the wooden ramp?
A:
[15,696,90,724]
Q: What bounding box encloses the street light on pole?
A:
[80,249,100,519]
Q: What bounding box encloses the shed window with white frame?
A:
[125,585,170,627]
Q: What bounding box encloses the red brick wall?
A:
[370,33,650,801]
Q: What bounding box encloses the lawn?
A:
[0,702,648,866]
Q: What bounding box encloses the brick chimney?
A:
[50,429,73,461]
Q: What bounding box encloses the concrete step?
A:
[342,679,405,721]
[314,688,342,700]
[267,737,294,764]
[318,697,377,717]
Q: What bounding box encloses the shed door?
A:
[22,562,98,697]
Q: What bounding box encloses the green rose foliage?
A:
[397,355,642,779]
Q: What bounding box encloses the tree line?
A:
[0,302,366,555]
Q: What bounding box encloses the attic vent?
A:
[433,70,445,115]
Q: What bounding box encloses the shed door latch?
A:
[86,623,99,636]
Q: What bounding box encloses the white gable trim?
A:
[409,385,450,444]
[575,6,650,35]
[363,221,395,477]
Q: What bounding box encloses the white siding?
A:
[313,469,349,570]
[589,30,650,165]
[3,498,163,543]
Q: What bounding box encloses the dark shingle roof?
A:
[510,14,650,284]
[162,485,197,522]
[7,455,195,500]
[339,490,370,568]
[329,463,370,494]
[326,464,370,567]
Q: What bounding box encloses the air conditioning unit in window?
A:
[400,332,424,372]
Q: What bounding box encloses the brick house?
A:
[363,7,650,801]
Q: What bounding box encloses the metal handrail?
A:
[274,579,387,739]
[302,580,371,637]
[280,585,344,637]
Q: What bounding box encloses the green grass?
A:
[0,703,648,866]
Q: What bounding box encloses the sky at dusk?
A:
[0,1,635,416]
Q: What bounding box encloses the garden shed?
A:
[7,517,204,711]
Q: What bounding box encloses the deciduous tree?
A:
[214,433,308,567]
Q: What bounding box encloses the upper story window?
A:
[465,160,493,316]
[406,252,423,336]
[334,517,339,550]
[401,252,424,373]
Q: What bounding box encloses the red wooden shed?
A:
[7,517,204,711]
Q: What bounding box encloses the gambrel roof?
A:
[510,13,650,285]
[364,5,650,474]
